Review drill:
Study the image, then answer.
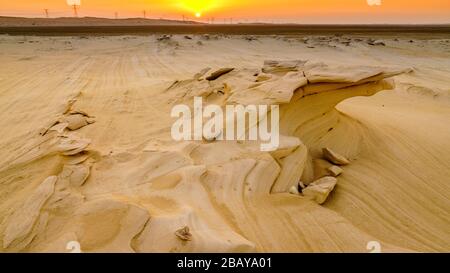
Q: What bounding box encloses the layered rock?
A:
[302,177,338,205]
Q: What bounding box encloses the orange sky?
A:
[1,0,449,23]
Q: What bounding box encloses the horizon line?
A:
[1,16,449,26]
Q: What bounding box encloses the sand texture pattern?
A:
[0,34,449,252]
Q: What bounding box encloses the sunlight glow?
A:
[2,0,449,24]
[176,0,219,17]
[66,0,81,6]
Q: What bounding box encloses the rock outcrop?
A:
[302,177,338,204]
[322,148,350,166]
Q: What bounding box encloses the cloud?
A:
[367,0,382,6]
[66,0,81,6]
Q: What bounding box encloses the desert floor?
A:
[0,32,449,252]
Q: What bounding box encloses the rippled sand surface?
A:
[0,33,449,252]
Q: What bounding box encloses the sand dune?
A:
[0,33,449,252]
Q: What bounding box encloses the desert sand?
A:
[0,30,449,253]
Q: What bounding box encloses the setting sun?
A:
[176,0,219,18]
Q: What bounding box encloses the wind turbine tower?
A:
[67,0,81,17]
[72,4,79,17]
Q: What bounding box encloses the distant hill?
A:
[0,16,202,27]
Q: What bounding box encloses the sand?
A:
[0,31,449,253]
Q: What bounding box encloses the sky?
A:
[0,0,449,24]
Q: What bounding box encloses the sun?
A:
[176,1,218,19]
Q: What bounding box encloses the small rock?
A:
[58,136,91,156]
[64,114,89,131]
[206,68,234,81]
[302,177,337,205]
[184,35,193,40]
[327,165,343,177]
[175,226,192,241]
[289,185,300,195]
[157,35,172,42]
[368,40,385,46]
[322,148,350,166]
[59,112,95,131]
[255,73,272,82]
